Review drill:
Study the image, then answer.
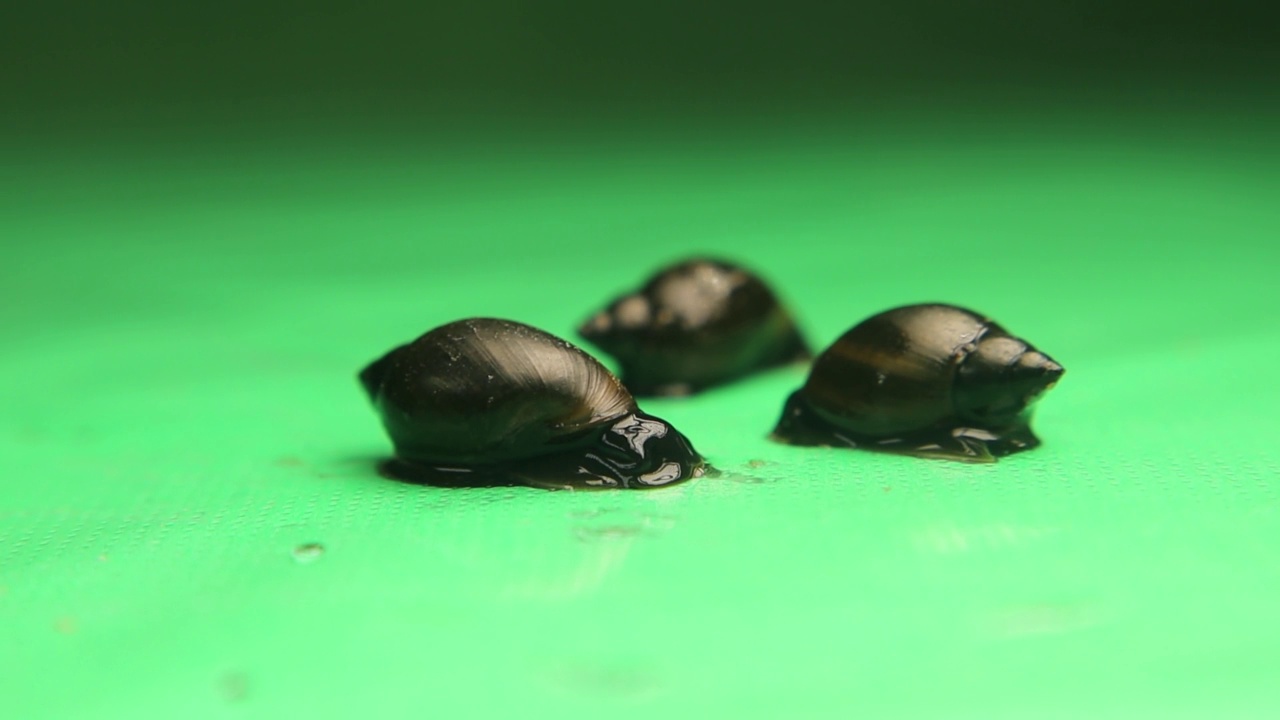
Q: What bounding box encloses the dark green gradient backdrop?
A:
[4,1,1278,125]
[3,4,1279,720]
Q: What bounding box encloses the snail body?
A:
[360,318,708,489]
[579,258,811,397]
[772,304,1064,462]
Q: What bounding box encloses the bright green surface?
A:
[3,110,1279,718]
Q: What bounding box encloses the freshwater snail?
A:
[359,318,710,489]
[578,258,811,396]
[771,304,1064,462]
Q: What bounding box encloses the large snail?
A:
[578,258,811,396]
[771,304,1064,462]
[359,318,709,489]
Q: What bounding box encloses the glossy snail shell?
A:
[360,318,709,489]
[578,258,811,396]
[772,304,1064,462]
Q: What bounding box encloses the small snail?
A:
[359,318,710,489]
[771,304,1064,462]
[578,258,811,396]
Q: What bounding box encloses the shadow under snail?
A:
[359,318,710,489]
[771,303,1065,462]
[578,258,811,397]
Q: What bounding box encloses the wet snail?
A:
[359,318,710,489]
[771,304,1064,462]
[578,258,812,396]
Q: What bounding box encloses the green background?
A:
[3,3,1279,718]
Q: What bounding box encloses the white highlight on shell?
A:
[637,462,682,486]
[952,427,999,441]
[614,295,651,328]
[610,415,668,457]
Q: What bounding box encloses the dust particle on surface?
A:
[568,508,617,519]
[292,543,325,563]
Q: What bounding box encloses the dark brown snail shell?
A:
[578,258,811,396]
[771,304,1064,462]
[359,318,709,489]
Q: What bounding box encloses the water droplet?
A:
[292,543,324,564]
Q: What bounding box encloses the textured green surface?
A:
[3,110,1279,718]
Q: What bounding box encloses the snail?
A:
[578,258,811,396]
[359,318,710,489]
[771,304,1064,462]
